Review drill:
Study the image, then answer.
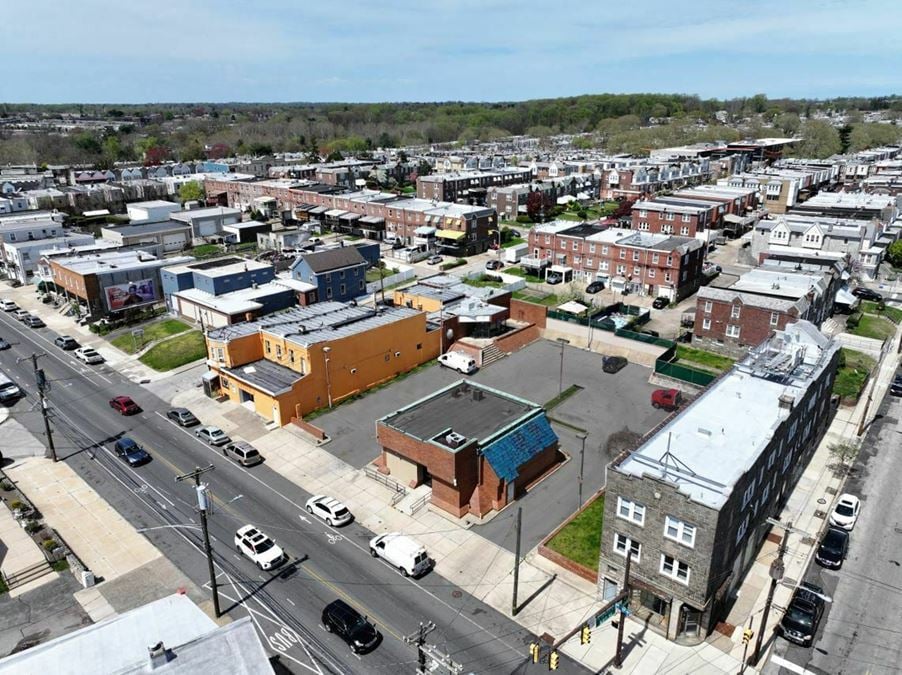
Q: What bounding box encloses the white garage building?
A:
[170,206,242,239]
[101,221,193,253]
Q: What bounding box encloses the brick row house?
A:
[416,168,533,203]
[527,221,705,301]
[630,199,718,240]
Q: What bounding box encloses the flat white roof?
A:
[731,268,825,299]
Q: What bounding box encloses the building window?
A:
[616,496,645,526]
[664,516,696,548]
[660,554,690,584]
[326,287,333,299]
[682,214,691,223]
[359,280,365,291]
[731,305,741,319]
[665,212,675,221]
[648,269,655,278]
[680,226,689,236]
[704,301,712,314]
[288,350,295,364]
[741,478,757,509]
[340,283,346,296]
[616,264,626,275]
[613,533,642,563]
[264,340,271,354]
[326,273,332,283]
[572,241,579,251]
[275,345,282,359]
[619,250,626,259]
[602,246,609,255]
[589,244,596,253]
[726,324,741,338]
[702,318,711,330]
[632,251,640,261]
[736,514,749,544]
[770,311,779,326]
[652,254,659,264]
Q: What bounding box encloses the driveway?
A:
[313,338,669,551]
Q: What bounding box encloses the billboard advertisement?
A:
[104,278,157,311]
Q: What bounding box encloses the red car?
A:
[109,396,141,415]
[651,388,682,411]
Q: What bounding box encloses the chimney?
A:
[147,642,171,669]
[778,393,794,411]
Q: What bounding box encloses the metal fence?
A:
[654,359,716,387]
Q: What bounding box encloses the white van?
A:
[437,351,478,375]
[369,533,433,577]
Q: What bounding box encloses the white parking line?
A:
[771,655,816,674]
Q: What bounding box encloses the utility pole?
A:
[175,465,220,618]
[20,353,56,462]
[613,552,632,668]
[752,520,790,666]
[556,337,569,396]
[405,621,463,675]
[577,433,587,509]
[512,507,522,616]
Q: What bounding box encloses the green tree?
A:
[178,181,205,204]
[775,112,801,135]
[886,240,902,268]
[795,120,841,158]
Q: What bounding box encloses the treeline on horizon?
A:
[1,92,901,167]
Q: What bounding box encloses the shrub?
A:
[0,480,12,491]
[837,349,846,368]
[9,500,23,511]
[41,539,58,551]
[515,215,531,224]
[846,312,861,329]
[24,521,42,534]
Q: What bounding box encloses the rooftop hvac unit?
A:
[445,432,466,448]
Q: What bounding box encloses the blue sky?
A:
[1,0,898,103]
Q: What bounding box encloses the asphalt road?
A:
[767,389,902,675]
[0,311,590,675]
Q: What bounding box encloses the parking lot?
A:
[314,338,669,552]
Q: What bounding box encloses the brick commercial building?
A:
[693,263,838,357]
[598,321,839,643]
[376,380,560,518]
[527,221,705,301]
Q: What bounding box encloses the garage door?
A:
[162,232,188,251]
[196,218,219,237]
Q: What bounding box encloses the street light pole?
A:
[322,346,333,409]
[20,353,56,462]
[752,522,789,666]
[175,465,220,618]
[556,337,569,396]
[577,433,587,509]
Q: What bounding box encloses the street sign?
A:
[595,606,617,626]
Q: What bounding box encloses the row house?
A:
[416,168,533,203]
[487,174,600,220]
[790,191,898,223]
[527,221,705,300]
[670,186,763,237]
[693,263,837,357]
[600,161,711,201]
[599,322,839,643]
[630,199,717,240]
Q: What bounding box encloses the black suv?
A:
[815,526,849,568]
[779,582,825,647]
[851,287,882,302]
[602,355,628,373]
[322,599,380,654]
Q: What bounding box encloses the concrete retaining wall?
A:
[834,332,885,360]
[544,318,669,368]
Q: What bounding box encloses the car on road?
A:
[74,347,104,364]
[195,425,231,446]
[23,315,45,328]
[426,254,443,265]
[892,381,902,397]
[829,493,861,530]
[0,381,23,403]
[0,299,17,312]
[306,495,353,526]
[54,335,79,350]
[113,437,151,466]
[485,259,503,271]
[234,525,285,570]
[779,582,825,647]
[0,337,9,350]
[222,440,263,467]
[12,309,30,321]
[509,229,522,238]
[109,395,141,415]
[851,287,883,302]
[369,533,433,577]
[651,388,682,411]
[815,526,849,569]
[602,355,627,373]
[321,599,380,654]
[437,351,478,375]
[652,296,670,309]
[585,281,605,294]
[166,407,200,427]
[546,272,563,285]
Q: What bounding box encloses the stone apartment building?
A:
[598,321,839,643]
[527,221,705,300]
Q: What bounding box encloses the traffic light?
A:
[529,642,540,663]
[742,629,754,645]
[549,650,560,671]
[580,624,591,645]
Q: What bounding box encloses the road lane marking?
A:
[771,655,816,674]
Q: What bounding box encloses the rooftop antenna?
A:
[659,432,697,482]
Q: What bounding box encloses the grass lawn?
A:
[675,345,736,373]
[463,274,505,289]
[110,319,191,354]
[850,315,896,341]
[139,331,207,371]
[501,236,526,248]
[545,495,604,571]
[366,267,391,282]
[191,243,221,257]
[506,267,546,283]
[860,300,902,324]
[833,348,876,399]
[512,290,561,306]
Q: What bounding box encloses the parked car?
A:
[585,281,605,294]
[0,337,9,350]
[369,533,433,577]
[195,425,231,446]
[602,356,627,374]
[321,599,380,654]
[652,297,669,309]
[0,299,17,312]
[222,440,263,467]
[651,388,682,411]
[0,381,23,403]
[546,272,563,285]
[426,255,443,265]
[167,407,200,427]
[109,395,141,415]
[391,240,404,250]
[485,259,503,271]
[12,309,30,321]
[113,437,151,467]
[779,582,825,647]
[815,526,849,569]
[23,315,45,328]
[74,347,104,364]
[234,524,285,570]
[852,287,883,302]
[509,229,522,238]
[891,381,902,397]
[306,495,353,527]
[829,494,861,530]
[54,335,79,350]
[437,351,478,375]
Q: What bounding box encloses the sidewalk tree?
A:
[829,441,859,474]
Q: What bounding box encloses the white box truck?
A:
[504,243,528,263]
[369,533,434,577]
